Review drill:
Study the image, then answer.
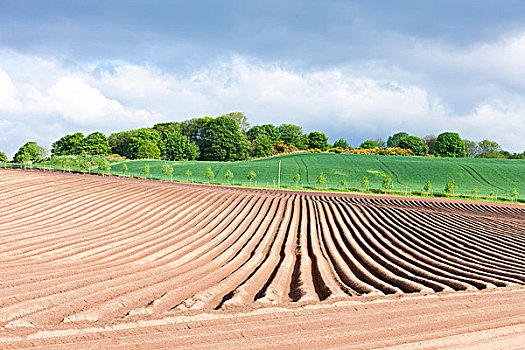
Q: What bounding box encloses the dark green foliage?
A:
[199,116,246,161]
[134,140,161,159]
[360,140,378,149]
[82,132,110,155]
[128,129,162,159]
[13,142,42,162]
[250,133,273,157]
[387,132,409,148]
[278,124,306,149]
[153,122,181,140]
[180,117,213,144]
[307,131,330,151]
[247,124,280,143]
[52,132,85,155]
[108,131,134,158]
[398,136,425,155]
[164,131,199,161]
[332,138,349,149]
[247,124,279,157]
[434,132,466,158]
[0,151,7,163]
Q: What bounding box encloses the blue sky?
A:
[1,0,525,156]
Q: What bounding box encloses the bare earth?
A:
[0,169,524,349]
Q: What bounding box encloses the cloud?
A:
[1,48,525,158]
[0,67,21,112]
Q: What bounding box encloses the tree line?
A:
[1,112,524,163]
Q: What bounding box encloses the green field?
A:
[111,153,525,199]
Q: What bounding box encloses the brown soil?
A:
[1,169,524,349]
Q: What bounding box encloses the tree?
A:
[510,187,518,202]
[79,159,90,172]
[374,138,386,148]
[463,140,480,158]
[134,140,161,159]
[99,160,111,175]
[0,151,7,163]
[250,133,273,158]
[361,177,369,191]
[246,170,256,186]
[13,142,42,163]
[247,124,280,143]
[82,132,110,155]
[128,129,162,159]
[422,134,437,155]
[471,186,478,199]
[478,140,503,158]
[382,175,393,191]
[224,170,234,184]
[199,116,247,161]
[293,173,301,189]
[153,122,181,140]
[423,181,432,196]
[222,112,250,132]
[434,132,466,158]
[142,164,150,178]
[121,163,128,175]
[108,131,134,158]
[161,163,172,180]
[180,117,213,145]
[316,172,327,189]
[399,136,425,155]
[164,131,199,160]
[206,167,215,183]
[332,139,349,149]
[387,132,409,148]
[185,170,192,182]
[278,124,305,149]
[360,140,378,149]
[307,131,330,151]
[340,179,347,190]
[52,132,84,155]
[444,179,457,195]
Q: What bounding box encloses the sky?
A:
[1,0,525,157]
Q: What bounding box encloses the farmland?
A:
[1,169,524,348]
[112,153,525,199]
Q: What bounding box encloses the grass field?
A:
[111,153,525,199]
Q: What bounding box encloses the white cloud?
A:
[0,67,21,112]
[0,48,525,158]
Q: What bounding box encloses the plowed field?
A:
[1,169,524,349]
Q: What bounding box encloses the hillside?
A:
[113,153,525,198]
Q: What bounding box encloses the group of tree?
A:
[52,132,111,156]
[4,111,524,163]
[106,113,332,162]
[359,131,467,158]
[463,139,525,159]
